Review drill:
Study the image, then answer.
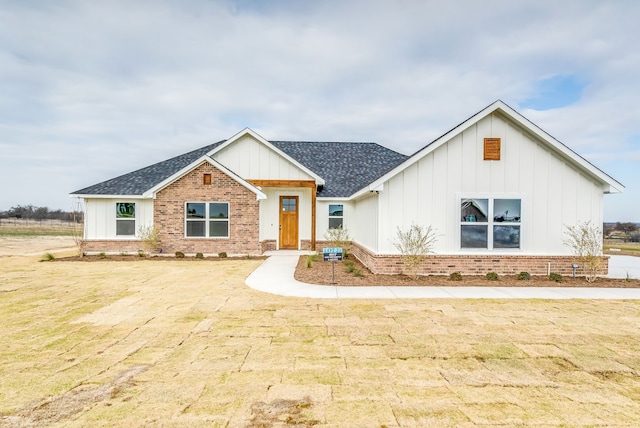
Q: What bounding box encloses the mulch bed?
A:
[294,256,640,288]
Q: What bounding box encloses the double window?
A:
[116,202,135,236]
[328,204,344,229]
[186,202,229,238]
[460,198,521,249]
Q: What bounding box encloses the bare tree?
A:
[563,221,603,283]
[70,199,86,257]
[394,224,439,280]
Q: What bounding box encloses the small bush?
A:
[99,252,108,259]
[449,272,463,281]
[486,272,499,281]
[306,256,313,268]
[218,252,228,258]
[175,251,185,258]
[344,260,355,273]
[43,253,55,261]
[549,272,563,283]
[353,269,363,277]
[246,254,253,259]
[517,271,531,281]
[195,252,204,259]
[137,250,146,257]
[308,253,318,262]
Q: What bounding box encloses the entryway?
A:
[279,196,299,249]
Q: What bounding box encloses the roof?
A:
[271,141,408,197]
[71,141,225,196]
[71,137,407,198]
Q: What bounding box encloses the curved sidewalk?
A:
[245,252,640,300]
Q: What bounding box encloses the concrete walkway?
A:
[245,252,640,300]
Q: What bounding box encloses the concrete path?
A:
[245,252,640,300]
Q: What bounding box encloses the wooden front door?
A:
[279,196,299,249]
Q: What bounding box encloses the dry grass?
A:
[2,238,640,426]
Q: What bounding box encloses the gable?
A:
[353,100,624,198]
[211,133,317,182]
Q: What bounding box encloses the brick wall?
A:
[85,240,143,254]
[347,242,609,276]
[154,162,261,255]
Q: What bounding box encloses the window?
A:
[116,202,135,236]
[460,198,521,249]
[186,202,229,238]
[328,204,344,229]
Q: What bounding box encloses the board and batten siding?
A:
[212,135,315,181]
[351,194,378,252]
[376,112,604,255]
[315,199,354,241]
[84,198,154,239]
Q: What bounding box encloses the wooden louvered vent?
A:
[484,138,501,161]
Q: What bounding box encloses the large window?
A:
[328,204,344,229]
[116,202,135,236]
[186,202,229,238]
[460,198,521,249]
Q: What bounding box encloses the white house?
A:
[71,101,623,275]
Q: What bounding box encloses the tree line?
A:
[604,222,640,242]
[0,205,83,223]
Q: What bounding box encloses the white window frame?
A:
[459,195,522,251]
[116,202,136,237]
[185,201,230,239]
[328,204,344,230]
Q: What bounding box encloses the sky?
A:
[1,0,638,222]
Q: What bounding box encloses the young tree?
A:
[563,221,603,283]
[138,225,161,256]
[393,224,438,280]
[70,199,86,257]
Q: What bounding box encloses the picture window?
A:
[186,202,229,238]
[460,198,521,249]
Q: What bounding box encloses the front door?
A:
[279,196,299,249]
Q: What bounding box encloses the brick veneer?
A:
[154,162,261,255]
[85,240,144,254]
[323,241,609,276]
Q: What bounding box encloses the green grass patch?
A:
[0,225,76,236]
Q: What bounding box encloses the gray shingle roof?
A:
[72,138,408,198]
[271,141,408,197]
[71,141,225,195]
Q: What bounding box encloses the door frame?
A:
[279,195,299,249]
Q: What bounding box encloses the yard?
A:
[2,236,640,426]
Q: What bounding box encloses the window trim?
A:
[185,201,230,239]
[328,204,344,230]
[115,202,136,237]
[458,195,522,251]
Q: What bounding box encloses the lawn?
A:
[1,241,640,426]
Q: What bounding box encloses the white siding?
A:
[212,135,314,181]
[375,112,605,255]
[84,198,153,240]
[351,195,377,251]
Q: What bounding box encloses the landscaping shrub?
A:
[549,272,563,283]
[306,256,313,268]
[137,250,146,257]
[175,251,185,258]
[449,272,463,281]
[42,253,55,261]
[486,272,499,281]
[195,252,204,259]
[353,268,363,277]
[393,223,439,280]
[344,260,355,273]
[563,221,603,283]
[99,252,108,259]
[218,252,228,258]
[517,271,531,281]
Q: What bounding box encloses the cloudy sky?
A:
[1,0,638,221]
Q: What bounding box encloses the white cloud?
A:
[0,0,638,220]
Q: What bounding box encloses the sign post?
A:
[322,247,343,285]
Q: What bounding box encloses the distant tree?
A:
[615,222,639,239]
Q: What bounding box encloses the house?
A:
[71,100,624,276]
